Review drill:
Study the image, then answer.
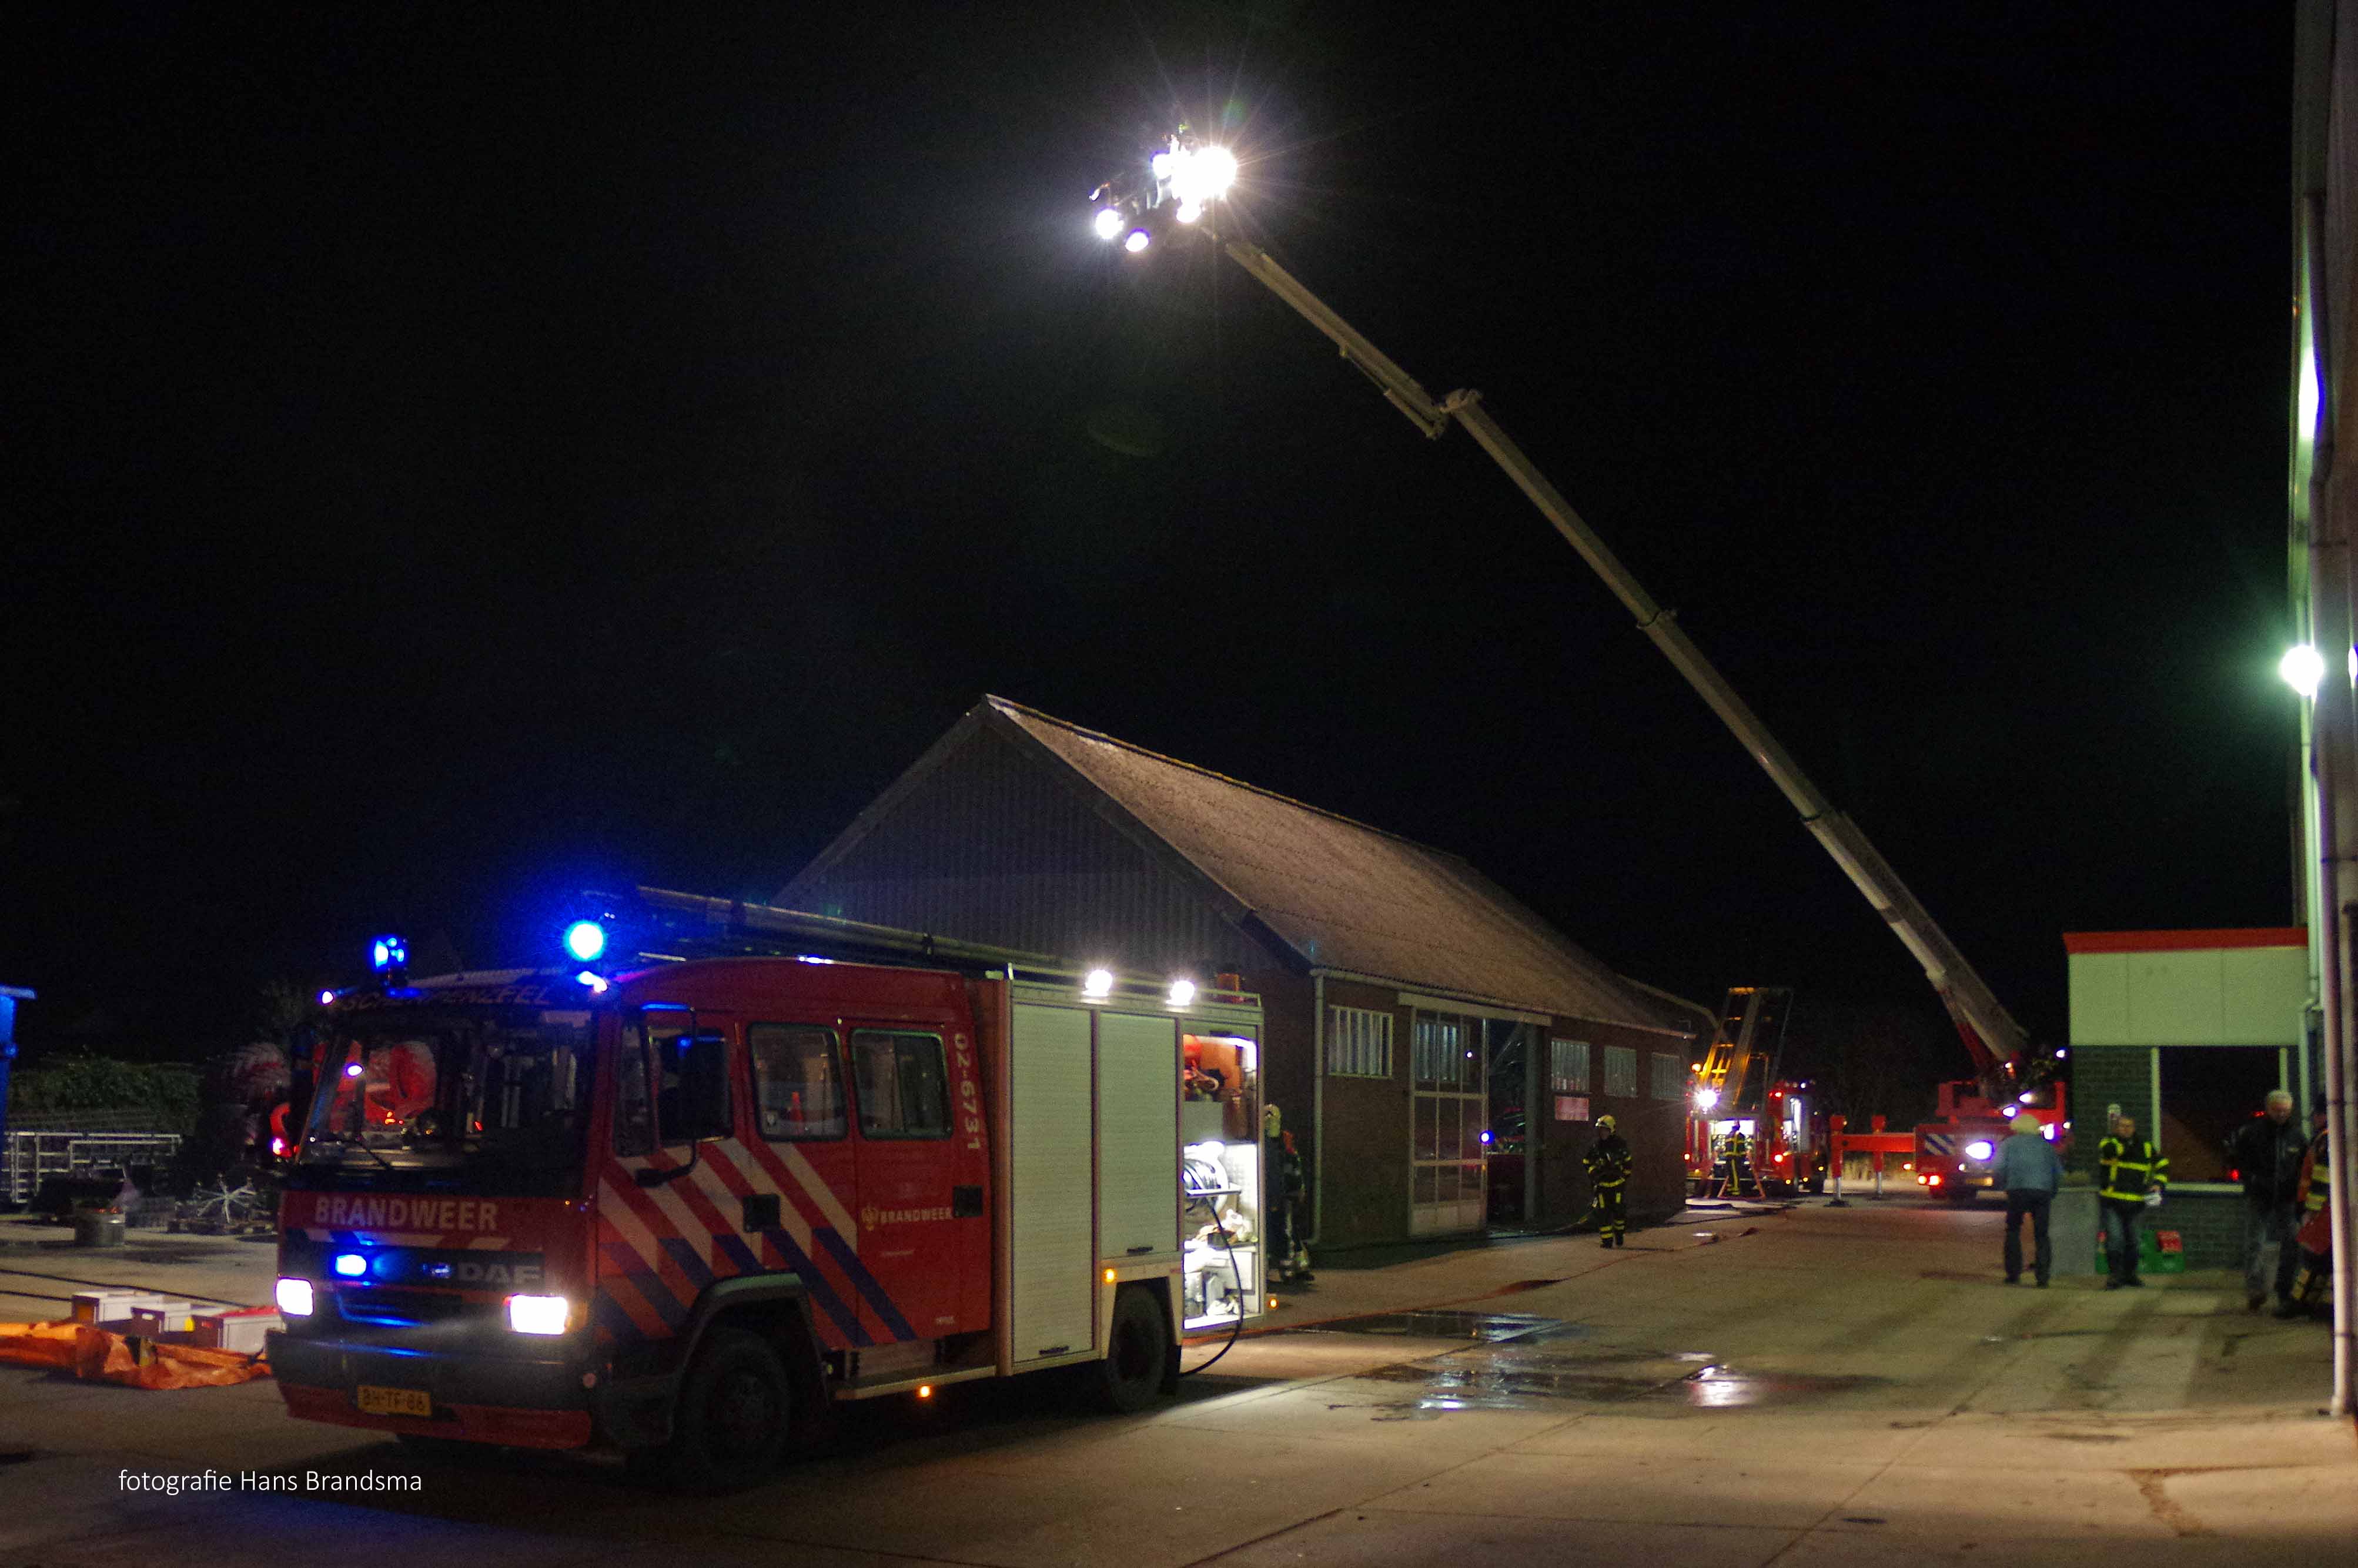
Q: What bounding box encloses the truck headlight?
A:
[506,1294,571,1335]
[1964,1140,1995,1162]
[276,1278,315,1317]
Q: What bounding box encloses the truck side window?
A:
[613,1024,655,1157]
[648,1016,733,1145]
[850,1030,950,1139]
[750,1024,846,1140]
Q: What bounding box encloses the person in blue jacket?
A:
[1991,1112,2065,1286]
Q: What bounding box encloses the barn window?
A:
[1325,1007,1396,1078]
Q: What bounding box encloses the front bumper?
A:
[269,1331,595,1450]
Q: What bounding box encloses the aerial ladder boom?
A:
[1211,230,2033,1091]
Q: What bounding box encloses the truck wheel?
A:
[1095,1287,1170,1415]
[634,1326,792,1493]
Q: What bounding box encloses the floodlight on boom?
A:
[2282,643,2326,698]
[1093,207,1125,241]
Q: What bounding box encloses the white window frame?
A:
[1325,1006,1395,1078]
[1549,1038,1589,1094]
[1603,1044,1638,1099]
[1651,1052,1687,1100]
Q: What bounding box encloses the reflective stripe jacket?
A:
[1721,1132,1750,1161]
[1584,1134,1632,1190]
[2297,1132,2329,1216]
[2096,1136,2168,1201]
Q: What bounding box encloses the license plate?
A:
[356,1384,432,1419]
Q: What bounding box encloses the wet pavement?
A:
[1,1198,2350,1567]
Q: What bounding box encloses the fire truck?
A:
[270,891,1266,1489]
[1910,1076,2068,1203]
[1685,988,1829,1196]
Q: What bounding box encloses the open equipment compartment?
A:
[1179,1019,1262,1331]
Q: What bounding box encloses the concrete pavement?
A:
[1,1197,2349,1567]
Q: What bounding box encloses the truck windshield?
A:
[297,1007,592,1182]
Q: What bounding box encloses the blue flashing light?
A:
[575,970,609,994]
[1480,1129,1494,1145]
[332,1252,367,1278]
[370,934,409,973]
[562,919,608,964]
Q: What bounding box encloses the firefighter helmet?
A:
[1595,1114,1617,1132]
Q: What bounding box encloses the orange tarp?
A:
[0,1320,272,1390]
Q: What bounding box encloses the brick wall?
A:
[2146,1188,2249,1271]
[2067,1046,2150,1176]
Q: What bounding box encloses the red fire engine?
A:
[1909,1076,2068,1202]
[1685,988,1829,1197]
[271,892,1266,1489]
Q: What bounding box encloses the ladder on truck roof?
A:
[1694,987,1793,1118]
[1693,988,1792,1200]
[585,886,1230,1014]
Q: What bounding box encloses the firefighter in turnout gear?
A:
[1585,1115,1633,1247]
[2284,1104,2332,1318]
[2096,1114,2169,1288]
[1718,1126,1755,1198]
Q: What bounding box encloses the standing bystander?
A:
[2225,1089,2307,1313]
[1992,1113,2064,1286]
[2096,1114,2169,1288]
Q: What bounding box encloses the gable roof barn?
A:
[781,697,1688,1035]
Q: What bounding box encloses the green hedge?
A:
[8,1055,202,1133]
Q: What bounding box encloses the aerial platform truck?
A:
[1095,137,2058,1177]
[270,890,1267,1489]
[1685,987,1830,1198]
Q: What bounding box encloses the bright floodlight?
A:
[2282,643,2325,697]
[1175,200,1202,225]
[1083,968,1115,999]
[1691,1088,1718,1111]
[1093,207,1125,240]
[1166,145,1237,206]
[1167,978,1196,1008]
[1123,228,1150,254]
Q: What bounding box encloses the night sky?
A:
[8,4,2302,1076]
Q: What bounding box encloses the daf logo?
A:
[422,1258,543,1287]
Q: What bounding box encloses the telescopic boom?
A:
[1209,228,2032,1092]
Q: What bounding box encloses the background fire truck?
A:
[272,890,1267,1490]
[1909,1075,2069,1203]
[1685,988,1828,1197]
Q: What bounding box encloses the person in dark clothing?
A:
[2226,1089,2308,1313]
[1991,1113,2064,1286]
[1264,1105,1313,1284]
[1585,1115,1633,1247]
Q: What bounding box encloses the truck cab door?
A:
[744,1021,869,1349]
[845,1024,975,1342]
